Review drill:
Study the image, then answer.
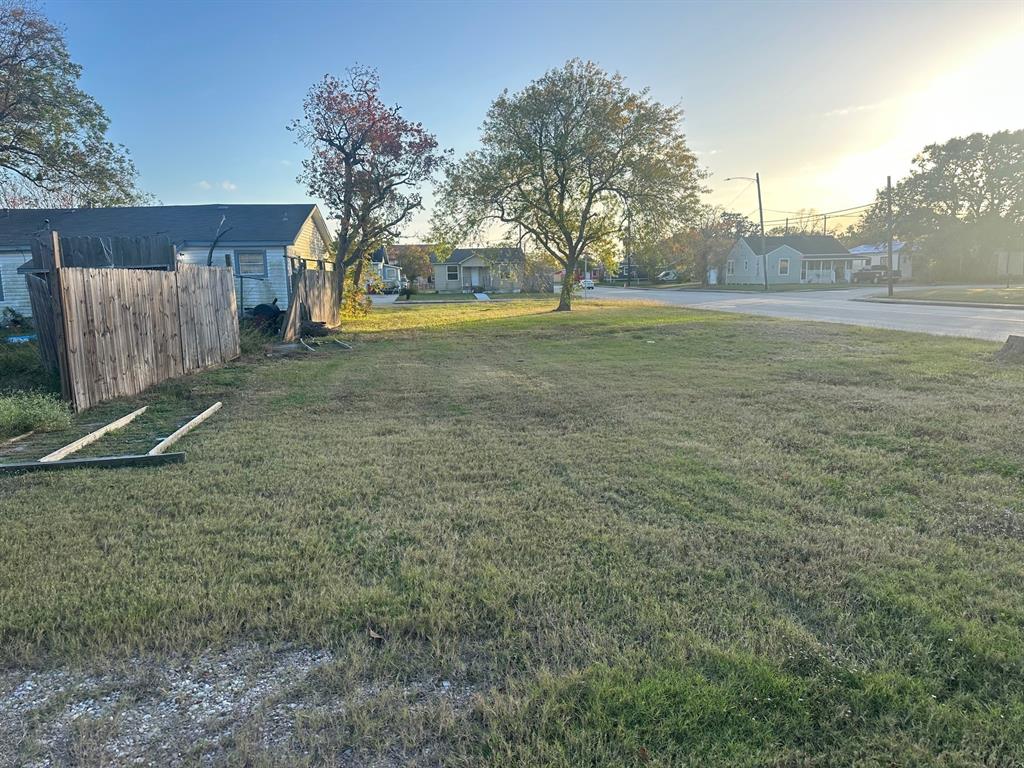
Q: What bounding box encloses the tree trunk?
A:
[555,259,577,311]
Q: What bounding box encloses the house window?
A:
[779,258,790,276]
[235,250,267,277]
[446,265,459,281]
[743,259,749,272]
[726,260,735,276]
[499,262,514,279]
[801,261,808,280]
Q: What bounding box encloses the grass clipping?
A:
[0,391,72,439]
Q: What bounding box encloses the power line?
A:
[721,180,754,210]
[760,202,874,227]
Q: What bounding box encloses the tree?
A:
[387,243,433,283]
[850,131,1024,280]
[0,2,148,207]
[291,67,446,309]
[432,59,704,310]
[686,206,754,285]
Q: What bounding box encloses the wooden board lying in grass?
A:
[0,452,184,474]
[39,406,148,462]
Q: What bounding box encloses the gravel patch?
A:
[0,644,480,767]
[0,645,338,766]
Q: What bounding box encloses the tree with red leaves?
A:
[290,67,446,306]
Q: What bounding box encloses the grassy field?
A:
[889,286,1024,305]
[1,299,1023,765]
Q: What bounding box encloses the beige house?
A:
[431,247,525,293]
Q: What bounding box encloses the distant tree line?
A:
[849,131,1023,281]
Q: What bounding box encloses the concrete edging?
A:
[854,297,1023,311]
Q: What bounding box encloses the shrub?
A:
[0,391,72,439]
[238,319,274,357]
[0,340,57,394]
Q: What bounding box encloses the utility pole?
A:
[756,172,767,292]
[886,175,894,298]
[724,174,767,290]
[625,208,633,288]
[823,214,827,236]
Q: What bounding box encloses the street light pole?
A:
[756,173,767,292]
[725,174,769,292]
[886,175,894,298]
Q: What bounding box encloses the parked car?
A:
[852,265,901,284]
[656,270,679,282]
[579,278,595,290]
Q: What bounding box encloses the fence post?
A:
[40,231,75,406]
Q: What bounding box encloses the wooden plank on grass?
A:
[148,402,221,455]
[0,452,184,474]
[38,406,148,463]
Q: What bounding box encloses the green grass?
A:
[889,286,1024,305]
[1,299,1022,764]
[0,391,72,439]
[0,337,59,394]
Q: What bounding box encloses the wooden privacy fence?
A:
[28,232,240,411]
[281,266,340,342]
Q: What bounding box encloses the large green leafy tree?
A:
[0,2,148,207]
[432,59,704,310]
[854,131,1023,280]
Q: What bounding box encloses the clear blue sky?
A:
[46,0,1022,239]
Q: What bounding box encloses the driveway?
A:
[591,286,1023,342]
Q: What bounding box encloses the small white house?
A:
[848,241,913,279]
[1,203,333,318]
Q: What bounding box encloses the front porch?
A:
[800,258,865,284]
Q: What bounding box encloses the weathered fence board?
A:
[281,268,340,342]
[25,274,59,373]
[29,234,240,411]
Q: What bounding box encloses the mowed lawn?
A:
[2,299,1023,765]
[893,286,1024,305]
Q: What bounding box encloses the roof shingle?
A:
[739,234,850,255]
[0,204,318,249]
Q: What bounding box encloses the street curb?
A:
[854,298,1023,311]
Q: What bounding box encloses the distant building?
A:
[368,247,404,291]
[430,247,525,293]
[725,235,862,285]
[848,241,913,279]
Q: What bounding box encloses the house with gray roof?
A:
[430,247,525,293]
[724,235,863,285]
[0,203,332,317]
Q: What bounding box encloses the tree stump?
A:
[995,335,1024,362]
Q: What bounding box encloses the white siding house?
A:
[0,248,32,318]
[848,241,913,279]
[1,204,333,317]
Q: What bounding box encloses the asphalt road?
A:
[590,286,1023,342]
